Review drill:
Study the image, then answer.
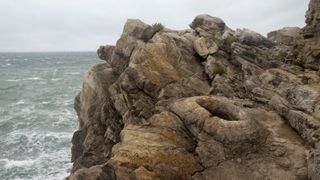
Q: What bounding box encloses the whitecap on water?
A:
[6,79,20,82]
[9,100,26,107]
[50,78,62,81]
[52,69,58,76]
[0,52,96,179]
[0,158,37,169]
[16,100,25,105]
[0,147,72,180]
[22,77,42,81]
[5,77,43,82]
[41,101,51,105]
[66,72,80,75]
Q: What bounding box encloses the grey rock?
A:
[203,55,226,79]
[286,110,320,145]
[308,143,320,180]
[97,45,115,62]
[298,0,320,69]
[267,27,301,45]
[123,19,156,41]
[190,14,227,35]
[235,28,274,48]
[193,37,219,58]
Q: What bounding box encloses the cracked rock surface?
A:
[67,1,320,179]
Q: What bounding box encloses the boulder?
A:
[298,0,320,70]
[286,110,320,145]
[235,28,274,48]
[108,112,203,179]
[66,165,116,180]
[193,37,219,58]
[267,27,301,45]
[303,0,320,38]
[69,63,122,172]
[203,55,226,79]
[190,14,227,35]
[123,19,156,41]
[308,143,320,180]
[97,45,115,62]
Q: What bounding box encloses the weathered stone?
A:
[308,143,320,180]
[303,0,320,38]
[267,27,301,45]
[235,28,274,48]
[69,63,122,173]
[298,0,320,70]
[193,37,219,58]
[123,19,156,41]
[286,110,320,145]
[97,45,115,62]
[286,85,320,113]
[68,2,319,179]
[203,56,226,79]
[67,165,116,180]
[190,14,227,35]
[107,112,203,179]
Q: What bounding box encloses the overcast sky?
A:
[0,0,309,52]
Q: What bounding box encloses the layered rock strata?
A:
[67,1,320,179]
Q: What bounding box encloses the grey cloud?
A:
[0,0,309,52]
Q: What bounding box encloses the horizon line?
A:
[0,51,96,53]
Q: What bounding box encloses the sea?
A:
[0,52,100,180]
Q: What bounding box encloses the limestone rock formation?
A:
[67,1,320,179]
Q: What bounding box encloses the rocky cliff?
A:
[67,1,320,179]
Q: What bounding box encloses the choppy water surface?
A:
[0,52,99,180]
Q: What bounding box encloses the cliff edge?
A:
[67,1,320,179]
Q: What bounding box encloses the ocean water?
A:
[0,52,99,180]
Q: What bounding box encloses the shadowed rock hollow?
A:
[67,0,320,179]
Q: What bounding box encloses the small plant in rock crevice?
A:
[152,23,165,32]
[225,36,237,47]
[293,58,305,67]
[213,63,226,76]
[275,51,289,62]
[243,51,257,59]
[190,18,204,29]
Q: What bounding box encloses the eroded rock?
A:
[193,37,219,58]
[68,1,320,179]
[235,28,274,48]
[97,45,115,62]
[267,27,301,46]
[299,0,320,70]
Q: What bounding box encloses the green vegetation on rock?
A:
[152,23,165,32]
